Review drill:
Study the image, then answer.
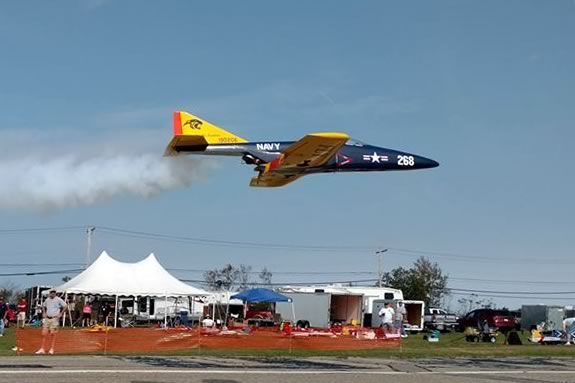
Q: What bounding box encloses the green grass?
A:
[153,332,575,358]
[1,327,574,358]
[0,326,16,356]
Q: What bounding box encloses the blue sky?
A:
[0,0,574,310]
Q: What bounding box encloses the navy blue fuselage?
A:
[235,141,439,173]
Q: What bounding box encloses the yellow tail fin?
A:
[165,111,247,155]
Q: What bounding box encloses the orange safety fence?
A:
[16,326,401,354]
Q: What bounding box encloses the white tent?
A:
[52,251,207,327]
[54,251,207,297]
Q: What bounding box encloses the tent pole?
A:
[224,291,230,330]
[291,301,296,324]
[192,297,196,327]
[63,292,68,327]
[114,295,118,328]
[164,295,168,328]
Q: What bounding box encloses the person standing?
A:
[378,302,395,332]
[0,297,8,337]
[101,302,110,326]
[67,298,76,326]
[33,299,43,321]
[394,301,407,337]
[16,297,28,328]
[563,317,575,345]
[36,290,66,355]
[82,302,92,327]
[89,298,99,325]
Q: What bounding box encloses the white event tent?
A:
[52,251,207,327]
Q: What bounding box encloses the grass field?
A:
[0,326,16,356]
[1,327,573,358]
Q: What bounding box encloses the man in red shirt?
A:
[17,297,27,328]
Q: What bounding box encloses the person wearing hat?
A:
[35,289,66,355]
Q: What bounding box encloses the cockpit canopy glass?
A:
[346,138,366,147]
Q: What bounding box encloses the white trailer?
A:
[275,290,362,328]
[342,286,404,327]
[276,285,404,328]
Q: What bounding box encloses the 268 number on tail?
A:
[397,155,415,166]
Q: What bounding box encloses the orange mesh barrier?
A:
[16,327,400,354]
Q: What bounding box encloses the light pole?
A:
[85,226,95,268]
[375,249,388,288]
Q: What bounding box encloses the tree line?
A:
[203,257,450,309]
[203,264,272,291]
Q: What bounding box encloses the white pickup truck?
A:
[424,308,458,331]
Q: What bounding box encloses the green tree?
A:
[259,267,273,286]
[0,281,22,303]
[380,257,448,306]
[204,264,252,291]
[238,265,252,290]
[456,294,494,315]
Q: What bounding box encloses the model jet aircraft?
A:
[165,111,439,187]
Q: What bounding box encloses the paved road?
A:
[1,356,575,383]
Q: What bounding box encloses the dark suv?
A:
[457,309,519,332]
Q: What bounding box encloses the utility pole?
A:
[375,249,388,288]
[86,226,96,268]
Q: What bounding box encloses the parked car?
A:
[457,309,519,332]
[424,307,458,331]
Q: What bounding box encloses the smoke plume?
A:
[0,154,205,211]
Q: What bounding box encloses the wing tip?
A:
[309,132,349,140]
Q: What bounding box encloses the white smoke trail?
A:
[0,154,207,211]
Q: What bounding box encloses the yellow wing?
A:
[249,173,303,188]
[250,132,349,187]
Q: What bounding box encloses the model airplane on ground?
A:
[165,111,439,187]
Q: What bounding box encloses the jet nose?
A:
[417,156,439,169]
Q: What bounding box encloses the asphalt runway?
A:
[1,356,575,383]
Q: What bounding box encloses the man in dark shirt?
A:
[0,296,8,337]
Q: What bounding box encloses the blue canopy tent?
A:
[231,288,295,323]
[231,288,291,303]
